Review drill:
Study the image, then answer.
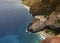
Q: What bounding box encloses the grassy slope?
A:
[21,1,30,6]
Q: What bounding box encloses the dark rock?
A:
[27,28,36,33]
[45,25,60,34]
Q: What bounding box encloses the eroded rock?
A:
[41,35,60,43]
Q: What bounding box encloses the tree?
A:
[30,0,60,16]
[30,0,41,16]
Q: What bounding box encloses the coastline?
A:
[20,1,50,39]
[20,1,33,16]
[22,4,30,11]
[20,2,47,38]
[20,1,30,11]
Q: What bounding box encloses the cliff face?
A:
[46,12,57,25]
[41,35,60,43]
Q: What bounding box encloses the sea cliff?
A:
[21,1,54,38]
[21,0,60,43]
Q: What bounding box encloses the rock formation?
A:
[27,0,60,33]
[41,35,60,43]
[27,12,60,33]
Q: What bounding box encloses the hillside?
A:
[22,0,38,6]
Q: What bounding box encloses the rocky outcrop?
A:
[46,12,57,25]
[27,12,60,33]
[41,35,60,43]
[27,19,46,33]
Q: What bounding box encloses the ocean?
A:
[0,0,43,43]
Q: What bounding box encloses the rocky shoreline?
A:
[21,1,60,39]
[21,0,60,43]
[20,1,30,11]
[21,4,51,39]
[20,1,48,38]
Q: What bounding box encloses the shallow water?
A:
[0,0,43,43]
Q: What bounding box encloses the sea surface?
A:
[0,0,43,43]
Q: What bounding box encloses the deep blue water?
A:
[0,0,43,43]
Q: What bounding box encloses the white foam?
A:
[25,29,28,32]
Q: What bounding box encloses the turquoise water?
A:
[0,0,43,43]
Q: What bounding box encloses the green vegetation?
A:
[57,19,60,23]
[56,23,60,27]
[22,0,36,6]
[45,19,60,35]
[29,17,40,22]
[45,29,58,35]
[33,18,39,21]
[30,0,60,16]
[21,1,30,6]
[55,19,60,27]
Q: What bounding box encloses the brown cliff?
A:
[41,35,60,43]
